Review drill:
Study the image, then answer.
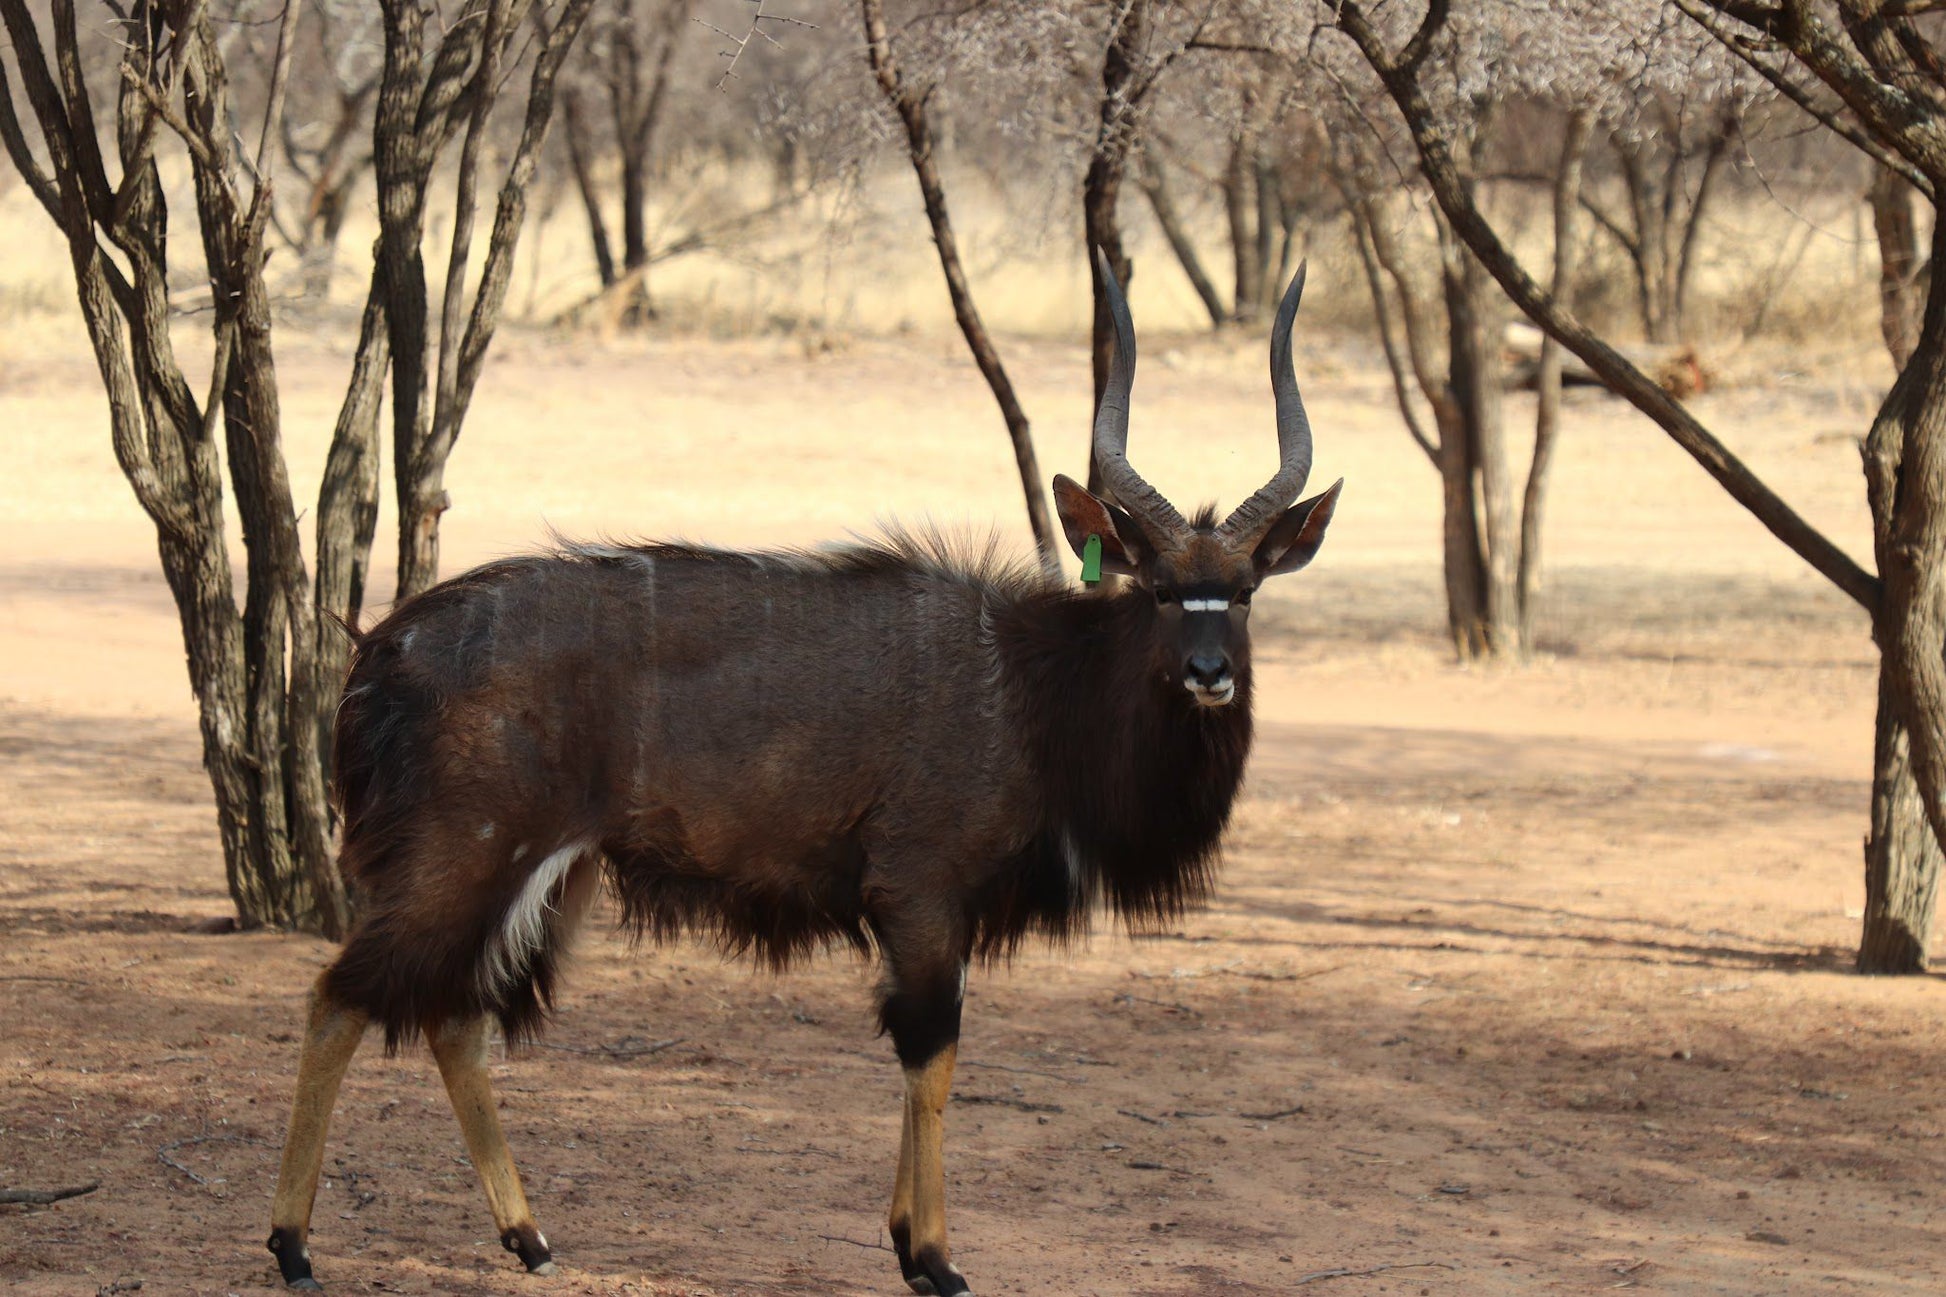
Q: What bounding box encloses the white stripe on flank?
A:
[482,843,584,994]
[1181,598,1230,612]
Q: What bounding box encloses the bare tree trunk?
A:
[1343,188,1485,654]
[1870,164,1923,370]
[1671,112,1734,336]
[380,0,594,601]
[859,0,1060,576]
[1139,149,1226,329]
[599,0,689,321]
[563,85,617,287]
[1858,217,1946,973]
[1084,0,1151,484]
[1433,395,1490,659]
[313,283,390,765]
[1223,130,1259,325]
[1519,109,1594,655]
[1862,671,1942,971]
[1857,163,1942,972]
[1253,144,1280,317]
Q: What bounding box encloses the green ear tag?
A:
[1080,534,1103,586]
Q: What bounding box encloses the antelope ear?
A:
[1253,478,1342,577]
[1052,474,1144,575]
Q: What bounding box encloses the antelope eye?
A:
[1154,587,1177,606]
[1236,588,1254,606]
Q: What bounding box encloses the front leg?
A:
[881,966,971,1296]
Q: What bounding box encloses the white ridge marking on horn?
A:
[1180,598,1230,612]
[482,842,585,994]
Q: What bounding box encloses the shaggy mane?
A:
[557,519,1062,604]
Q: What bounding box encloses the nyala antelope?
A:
[268,254,1341,1295]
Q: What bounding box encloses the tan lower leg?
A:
[902,1043,958,1267]
[889,1090,917,1237]
[426,1015,553,1274]
[267,976,369,1285]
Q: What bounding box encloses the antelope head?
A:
[1053,251,1343,709]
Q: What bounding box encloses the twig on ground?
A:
[94,1280,143,1295]
[1117,1108,1168,1126]
[1239,1105,1306,1121]
[1296,1261,1456,1284]
[0,975,90,985]
[959,1059,1080,1085]
[156,1131,266,1185]
[956,1093,1063,1113]
[0,1182,99,1205]
[735,1143,842,1160]
[532,1036,684,1058]
[1114,992,1201,1015]
[1125,1159,1202,1176]
[816,1233,895,1253]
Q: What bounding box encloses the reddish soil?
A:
[2,327,1941,1295]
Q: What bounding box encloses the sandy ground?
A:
[2,312,1942,1296]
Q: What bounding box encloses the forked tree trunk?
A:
[381,0,593,601]
[1604,106,1734,345]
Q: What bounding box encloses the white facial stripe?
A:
[1180,598,1230,613]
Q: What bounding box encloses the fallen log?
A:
[1504,322,1708,398]
[0,1183,99,1206]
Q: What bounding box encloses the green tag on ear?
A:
[1080,534,1103,586]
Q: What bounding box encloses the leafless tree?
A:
[1521,109,1596,651]
[1868,162,1926,368]
[859,0,1060,573]
[377,0,597,601]
[1330,0,1946,972]
[1082,1,1258,483]
[557,0,695,316]
[1138,66,1322,331]
[1331,99,1524,661]
[274,1,383,297]
[1583,93,1744,344]
[0,0,592,935]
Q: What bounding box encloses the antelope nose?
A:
[1185,654,1229,687]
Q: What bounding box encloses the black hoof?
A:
[501,1223,554,1274]
[908,1245,971,1297]
[267,1226,319,1289]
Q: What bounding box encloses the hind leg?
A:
[427,1014,555,1274]
[268,974,371,1290]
